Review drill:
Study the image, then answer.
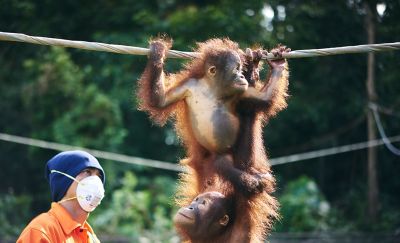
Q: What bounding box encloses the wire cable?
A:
[270,134,400,165]
[369,103,400,156]
[0,133,184,172]
[1,31,400,60]
[1,132,399,170]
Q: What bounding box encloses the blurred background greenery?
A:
[0,0,399,242]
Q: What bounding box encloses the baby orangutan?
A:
[138,38,289,196]
[174,191,233,243]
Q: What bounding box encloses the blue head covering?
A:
[45,150,105,202]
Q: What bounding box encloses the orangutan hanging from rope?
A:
[137,37,290,242]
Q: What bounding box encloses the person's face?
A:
[63,168,102,199]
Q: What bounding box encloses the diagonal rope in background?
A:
[0,133,184,172]
[369,103,400,156]
[1,31,400,60]
[1,132,399,171]
[270,134,400,165]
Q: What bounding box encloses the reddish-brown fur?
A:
[137,38,289,242]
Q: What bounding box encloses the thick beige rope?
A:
[0,31,399,59]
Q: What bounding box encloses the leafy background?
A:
[0,0,399,242]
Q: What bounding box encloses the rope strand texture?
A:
[1,31,399,59]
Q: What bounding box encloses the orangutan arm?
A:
[241,46,289,114]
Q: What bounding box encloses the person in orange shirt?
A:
[17,150,106,243]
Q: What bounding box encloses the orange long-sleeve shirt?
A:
[17,202,100,243]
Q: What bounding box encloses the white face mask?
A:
[51,170,105,212]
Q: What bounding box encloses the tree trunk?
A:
[364,1,379,222]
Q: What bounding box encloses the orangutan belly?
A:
[188,100,239,153]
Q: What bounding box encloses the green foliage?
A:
[0,0,400,240]
[90,171,178,242]
[275,176,331,232]
[0,193,32,240]
[22,47,127,150]
[52,84,127,149]
[326,185,400,232]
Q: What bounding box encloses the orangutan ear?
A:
[208,66,217,76]
[219,214,229,226]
